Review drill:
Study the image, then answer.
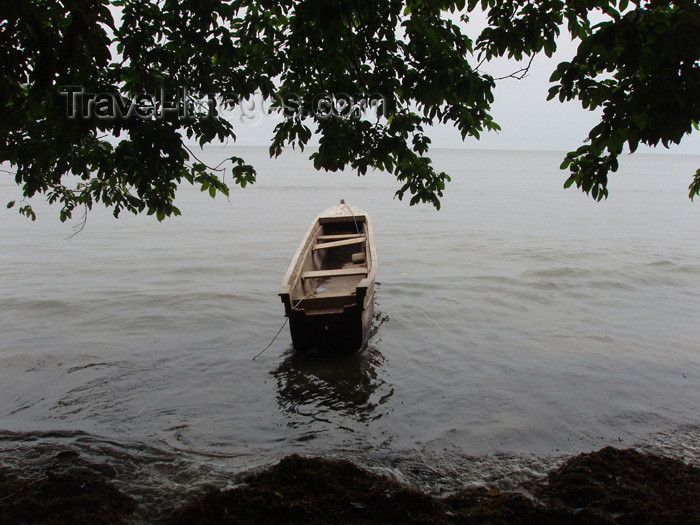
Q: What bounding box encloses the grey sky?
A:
[102,4,698,156]
[231,28,699,156]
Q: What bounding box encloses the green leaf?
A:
[689,169,700,201]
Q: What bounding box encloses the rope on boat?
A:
[253,297,306,360]
[341,199,362,235]
[252,318,288,360]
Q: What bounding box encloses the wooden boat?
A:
[279,200,377,352]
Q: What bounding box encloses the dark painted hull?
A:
[288,282,374,353]
[287,293,374,353]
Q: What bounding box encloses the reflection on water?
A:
[272,314,393,426]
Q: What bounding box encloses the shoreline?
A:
[1,446,698,524]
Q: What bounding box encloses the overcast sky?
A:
[100,4,698,156]
[229,30,699,156]
[442,37,700,156]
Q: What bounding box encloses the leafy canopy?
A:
[1,0,699,221]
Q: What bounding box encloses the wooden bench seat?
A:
[313,236,366,250]
[317,234,364,241]
[302,267,368,280]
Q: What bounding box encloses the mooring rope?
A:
[342,199,362,235]
[253,296,307,360]
[252,319,288,360]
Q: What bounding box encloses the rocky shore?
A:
[1,446,698,524]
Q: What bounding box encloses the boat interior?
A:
[293,216,370,312]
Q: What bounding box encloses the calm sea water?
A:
[2,147,700,517]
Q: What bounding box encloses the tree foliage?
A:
[1,0,698,221]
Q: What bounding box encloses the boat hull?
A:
[287,292,374,353]
[279,201,377,353]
